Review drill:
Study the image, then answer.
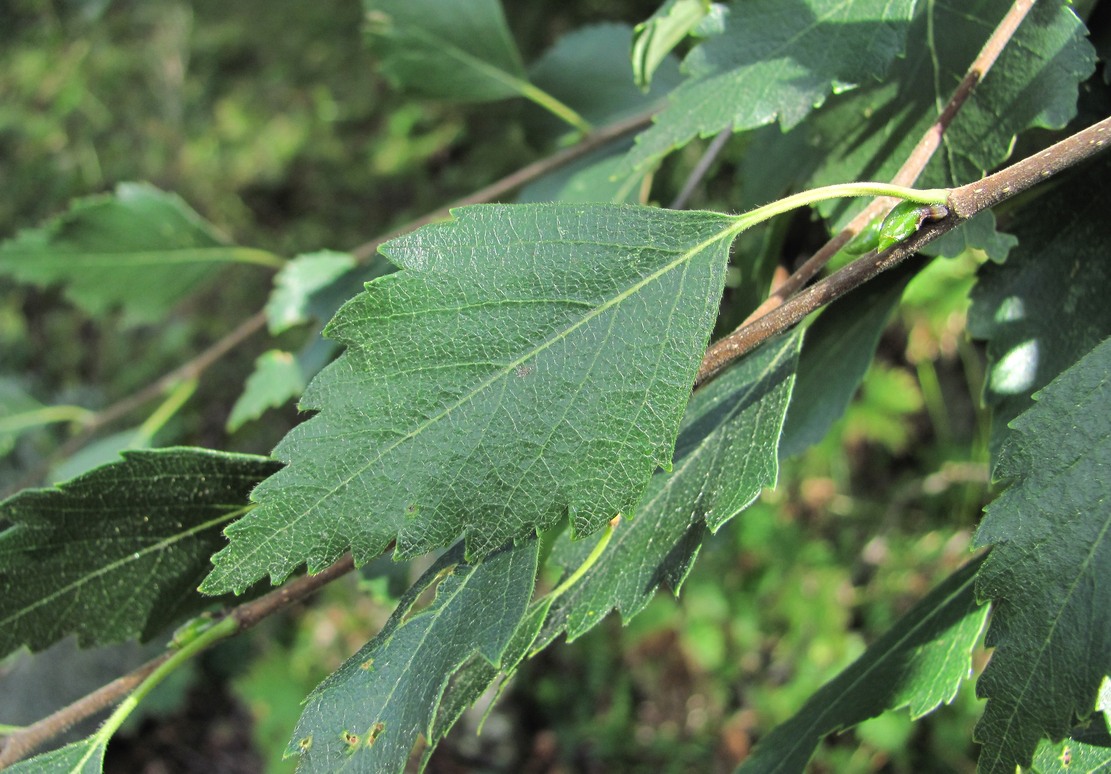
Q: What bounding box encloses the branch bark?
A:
[745,0,1036,321]
[695,114,1111,386]
[0,554,356,768]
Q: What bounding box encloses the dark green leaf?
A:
[968,154,1111,459]
[539,332,801,645]
[0,448,279,656]
[737,557,989,773]
[621,0,918,172]
[808,0,1094,236]
[289,540,538,773]
[364,0,527,103]
[265,251,357,335]
[226,350,306,432]
[779,258,917,459]
[0,183,278,324]
[972,337,1111,773]
[527,23,681,140]
[3,738,105,774]
[203,203,738,594]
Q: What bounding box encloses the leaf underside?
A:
[0,448,279,657]
[289,540,539,773]
[972,337,1111,773]
[203,203,737,594]
[539,331,802,647]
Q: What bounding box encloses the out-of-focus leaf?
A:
[0,448,279,656]
[779,259,917,459]
[265,251,357,335]
[737,557,989,773]
[969,153,1111,459]
[0,380,50,458]
[289,540,538,773]
[0,183,278,324]
[539,332,801,646]
[226,350,306,432]
[364,0,527,103]
[517,151,645,204]
[3,738,105,774]
[621,0,918,173]
[47,429,149,485]
[632,0,718,90]
[972,337,1111,773]
[202,203,738,594]
[527,23,681,140]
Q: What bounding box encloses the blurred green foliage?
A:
[0,1,993,770]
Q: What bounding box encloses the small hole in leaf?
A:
[360,658,375,671]
[297,736,312,752]
[367,722,385,748]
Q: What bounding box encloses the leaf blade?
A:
[0,183,276,324]
[203,203,738,594]
[972,337,1111,773]
[0,448,280,656]
[289,540,538,772]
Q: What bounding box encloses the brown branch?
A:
[349,109,656,262]
[694,114,1111,386]
[0,554,357,768]
[747,0,1036,320]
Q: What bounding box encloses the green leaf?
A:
[517,151,646,205]
[3,738,105,774]
[364,0,527,103]
[0,380,52,458]
[265,250,357,335]
[202,203,737,594]
[968,153,1111,459]
[527,23,682,140]
[1030,677,1111,773]
[632,0,717,90]
[737,557,989,773]
[288,540,538,773]
[0,448,279,657]
[226,350,306,432]
[621,0,919,173]
[0,183,279,324]
[539,332,801,645]
[779,258,917,459]
[808,0,1093,235]
[972,337,1111,773]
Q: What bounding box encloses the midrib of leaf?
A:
[402,26,589,132]
[989,510,1111,762]
[2,246,283,269]
[242,219,745,563]
[764,570,983,773]
[0,507,248,629]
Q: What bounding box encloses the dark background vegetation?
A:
[1,1,991,770]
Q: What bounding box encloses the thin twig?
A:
[349,110,656,262]
[745,0,1036,321]
[669,129,732,209]
[0,554,357,768]
[694,114,1111,386]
